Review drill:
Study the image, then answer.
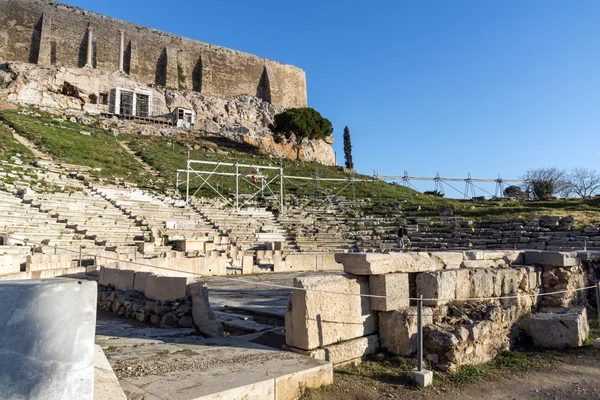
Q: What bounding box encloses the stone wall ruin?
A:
[0,0,307,110]
[286,250,595,369]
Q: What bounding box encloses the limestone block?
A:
[524,251,580,267]
[283,254,317,272]
[100,268,135,291]
[463,251,484,260]
[416,270,457,307]
[335,252,438,275]
[530,307,589,349]
[462,260,499,269]
[132,272,154,293]
[189,282,223,337]
[290,335,379,365]
[379,308,433,356]
[369,273,409,311]
[285,274,377,350]
[242,255,253,274]
[274,362,333,400]
[455,269,470,300]
[316,254,343,271]
[469,269,495,298]
[429,252,463,269]
[144,276,187,301]
[0,279,97,400]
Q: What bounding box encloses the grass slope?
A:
[0,121,34,163]
[0,109,150,186]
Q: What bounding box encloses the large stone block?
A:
[189,282,223,337]
[285,274,377,350]
[100,267,135,291]
[0,279,97,400]
[416,270,457,307]
[144,276,187,301]
[469,269,494,298]
[379,308,433,356]
[428,252,463,269]
[335,252,438,275]
[455,269,471,300]
[524,251,580,267]
[289,335,379,365]
[132,272,154,293]
[369,273,409,311]
[530,307,589,349]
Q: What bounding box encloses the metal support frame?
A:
[179,159,285,212]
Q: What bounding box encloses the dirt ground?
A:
[302,348,600,400]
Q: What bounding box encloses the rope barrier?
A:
[5,234,596,303]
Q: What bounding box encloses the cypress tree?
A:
[343,126,353,169]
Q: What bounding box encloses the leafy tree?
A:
[503,185,523,198]
[521,167,568,199]
[424,190,444,197]
[343,126,353,169]
[566,168,600,198]
[269,108,333,160]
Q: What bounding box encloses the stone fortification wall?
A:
[0,0,307,109]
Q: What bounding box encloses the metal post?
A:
[235,164,239,212]
[78,245,82,267]
[54,244,57,255]
[596,281,600,328]
[417,294,423,372]
[280,167,284,212]
[185,160,190,203]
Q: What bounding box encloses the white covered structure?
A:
[109,88,153,117]
[174,107,195,128]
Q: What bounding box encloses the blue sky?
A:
[67,1,600,196]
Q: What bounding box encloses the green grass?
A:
[1,105,599,224]
[0,109,150,185]
[125,134,421,202]
[0,121,35,163]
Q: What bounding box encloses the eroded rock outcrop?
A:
[0,62,335,165]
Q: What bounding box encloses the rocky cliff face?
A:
[0,62,335,165]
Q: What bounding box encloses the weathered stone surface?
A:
[416,270,457,307]
[0,279,97,400]
[132,272,154,293]
[424,306,519,372]
[455,269,471,300]
[524,251,580,267]
[540,265,588,307]
[369,273,409,311]
[100,267,135,291]
[428,252,463,269]
[530,307,589,349]
[335,252,438,275]
[144,275,187,301]
[593,338,600,349]
[469,269,494,298]
[285,274,377,351]
[189,282,223,338]
[379,308,433,356]
[289,335,379,365]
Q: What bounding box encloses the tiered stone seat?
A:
[94,187,220,250]
[34,190,149,255]
[0,189,101,256]
[193,198,295,252]
[278,199,356,253]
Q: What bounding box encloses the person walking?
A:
[397,225,407,250]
